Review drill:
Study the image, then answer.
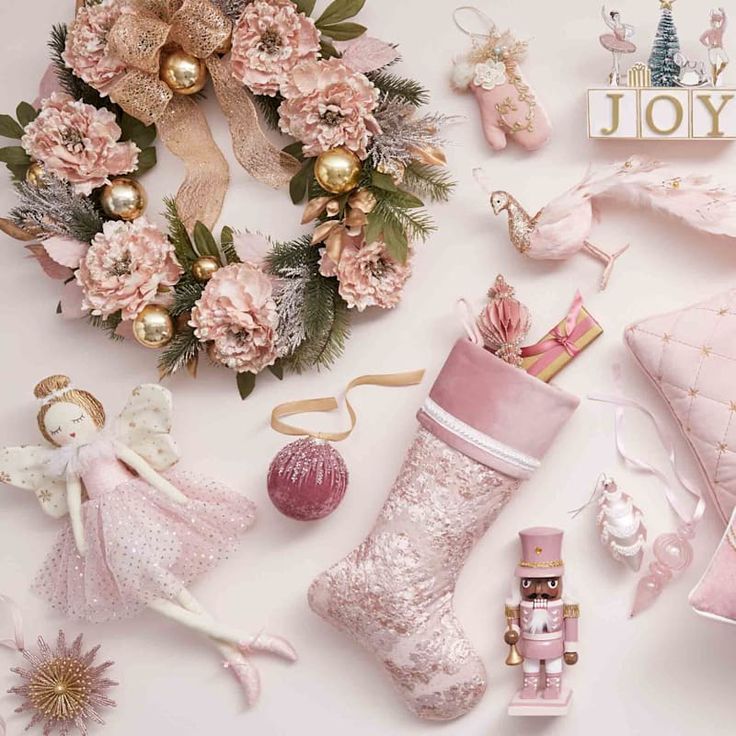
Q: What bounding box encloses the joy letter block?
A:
[588,88,736,140]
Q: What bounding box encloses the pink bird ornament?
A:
[482,156,736,290]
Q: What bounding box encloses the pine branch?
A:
[158,325,202,378]
[366,70,429,107]
[163,198,198,268]
[371,190,436,242]
[402,162,455,203]
[49,24,115,111]
[264,234,317,275]
[88,311,123,341]
[169,278,204,318]
[10,179,104,242]
[255,94,283,130]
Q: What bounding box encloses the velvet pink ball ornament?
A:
[267,437,349,521]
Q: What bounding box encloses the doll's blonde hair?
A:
[34,375,106,445]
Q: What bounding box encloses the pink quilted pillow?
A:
[625,289,736,526]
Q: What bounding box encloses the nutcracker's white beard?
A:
[526,601,551,634]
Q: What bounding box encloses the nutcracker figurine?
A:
[504,527,579,716]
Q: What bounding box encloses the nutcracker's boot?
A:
[543,672,562,700]
[309,340,578,720]
[520,672,541,699]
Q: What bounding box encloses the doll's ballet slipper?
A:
[223,651,261,706]
[239,632,298,662]
[309,339,578,720]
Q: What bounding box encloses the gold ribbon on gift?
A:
[101,0,300,229]
[271,370,426,442]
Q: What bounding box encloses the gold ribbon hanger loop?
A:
[271,370,426,443]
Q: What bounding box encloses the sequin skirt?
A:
[33,471,256,622]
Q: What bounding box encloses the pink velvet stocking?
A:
[309,340,578,720]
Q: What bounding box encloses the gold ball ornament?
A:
[160,48,208,95]
[192,255,220,282]
[100,177,147,221]
[132,304,174,349]
[314,147,362,194]
[25,161,49,187]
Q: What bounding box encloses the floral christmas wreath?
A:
[0,0,453,398]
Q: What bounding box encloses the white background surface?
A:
[1,1,735,734]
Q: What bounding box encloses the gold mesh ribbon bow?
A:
[104,0,300,229]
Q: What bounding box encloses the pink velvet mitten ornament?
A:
[308,339,578,720]
[451,9,551,152]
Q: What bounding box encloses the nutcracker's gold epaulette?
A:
[563,604,580,618]
[504,604,520,618]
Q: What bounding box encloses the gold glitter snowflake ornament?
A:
[9,631,116,736]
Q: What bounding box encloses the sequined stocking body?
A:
[309,428,520,720]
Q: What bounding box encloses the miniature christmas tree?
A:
[648,0,681,86]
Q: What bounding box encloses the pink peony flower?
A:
[62,0,127,94]
[22,93,138,195]
[190,263,279,373]
[319,239,411,311]
[76,217,182,319]
[231,0,320,96]
[278,58,380,158]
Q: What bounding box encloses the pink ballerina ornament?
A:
[476,275,532,366]
[599,5,637,86]
[0,375,297,706]
[450,6,551,152]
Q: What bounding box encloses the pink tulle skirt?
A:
[599,33,636,54]
[33,471,256,623]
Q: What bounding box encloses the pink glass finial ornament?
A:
[267,437,348,521]
[476,274,532,366]
[595,475,647,572]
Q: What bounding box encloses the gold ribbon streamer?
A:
[98,0,299,228]
[271,370,426,442]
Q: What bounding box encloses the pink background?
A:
[1,1,735,734]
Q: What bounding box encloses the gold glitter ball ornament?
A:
[192,255,220,282]
[160,48,208,95]
[100,177,147,221]
[132,304,175,349]
[314,147,362,194]
[25,161,49,188]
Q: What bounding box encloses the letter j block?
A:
[588,89,638,139]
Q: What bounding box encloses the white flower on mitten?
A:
[473,60,508,89]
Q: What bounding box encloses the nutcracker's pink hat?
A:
[516,527,565,578]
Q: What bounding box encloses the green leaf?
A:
[319,40,339,58]
[393,190,425,208]
[268,361,284,380]
[289,158,315,204]
[316,0,365,27]
[0,146,31,165]
[236,372,257,400]
[319,22,366,41]
[120,113,157,148]
[0,115,24,139]
[371,170,399,192]
[282,141,304,160]
[294,0,316,15]
[382,219,409,263]
[134,147,157,175]
[193,221,220,259]
[364,211,383,244]
[16,102,38,127]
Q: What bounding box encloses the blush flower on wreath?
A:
[230,0,320,97]
[319,238,411,311]
[278,57,380,159]
[21,93,139,196]
[190,262,279,373]
[62,0,128,95]
[76,217,182,319]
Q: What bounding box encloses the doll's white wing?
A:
[0,445,68,518]
[115,384,180,471]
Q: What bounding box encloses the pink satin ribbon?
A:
[455,298,484,346]
[521,291,592,377]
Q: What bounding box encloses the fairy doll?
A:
[0,375,296,705]
[600,5,637,86]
